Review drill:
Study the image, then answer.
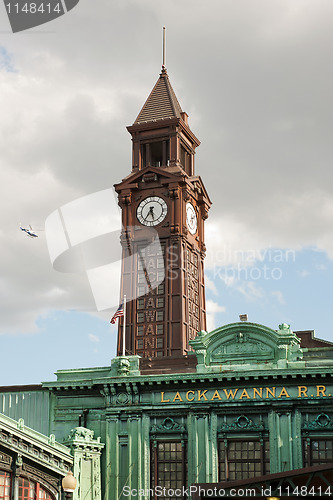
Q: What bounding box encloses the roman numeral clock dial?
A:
[137,196,168,227]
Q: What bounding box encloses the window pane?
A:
[0,472,11,500]
[151,441,186,496]
[218,439,269,481]
[310,440,333,465]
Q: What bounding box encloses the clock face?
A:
[186,202,197,235]
[137,196,168,227]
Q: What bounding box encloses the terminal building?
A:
[1,66,333,499]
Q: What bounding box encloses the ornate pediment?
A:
[114,165,187,192]
[190,322,303,373]
[212,331,273,362]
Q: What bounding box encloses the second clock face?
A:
[186,202,198,234]
[137,196,168,227]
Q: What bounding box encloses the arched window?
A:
[18,478,55,500]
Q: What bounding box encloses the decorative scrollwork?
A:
[151,417,186,434]
[304,413,333,430]
[218,415,265,432]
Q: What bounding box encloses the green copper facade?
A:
[1,321,329,499]
[1,322,332,498]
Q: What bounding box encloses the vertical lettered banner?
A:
[3,0,80,33]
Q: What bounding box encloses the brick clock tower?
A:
[114,66,211,359]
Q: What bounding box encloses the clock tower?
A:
[114,65,211,359]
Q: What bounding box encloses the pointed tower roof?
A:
[134,67,183,125]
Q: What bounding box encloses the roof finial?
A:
[162,26,166,72]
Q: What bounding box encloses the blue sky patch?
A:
[0,46,16,73]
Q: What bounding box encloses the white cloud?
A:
[271,290,286,305]
[88,334,100,343]
[1,0,333,335]
[235,282,265,302]
[206,300,226,332]
[204,275,218,296]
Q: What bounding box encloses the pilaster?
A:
[210,412,218,483]
[105,416,119,500]
[192,413,210,482]
[141,414,150,498]
[64,427,104,500]
[268,409,293,473]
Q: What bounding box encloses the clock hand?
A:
[143,206,155,221]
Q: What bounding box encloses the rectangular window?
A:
[138,273,146,284]
[137,299,145,310]
[157,298,164,308]
[157,258,164,268]
[156,338,163,348]
[156,311,164,321]
[218,439,269,481]
[304,439,333,466]
[0,472,11,500]
[151,441,186,499]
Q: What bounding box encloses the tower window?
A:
[140,140,169,168]
[156,311,164,321]
[180,144,192,174]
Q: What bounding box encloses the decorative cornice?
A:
[0,413,72,475]
[0,450,12,468]
[21,463,59,490]
[43,365,333,392]
[64,427,104,453]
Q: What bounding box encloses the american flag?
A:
[110,303,124,324]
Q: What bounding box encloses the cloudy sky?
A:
[1,0,333,385]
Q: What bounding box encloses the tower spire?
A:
[162,26,166,70]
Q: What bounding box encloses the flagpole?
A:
[122,294,126,357]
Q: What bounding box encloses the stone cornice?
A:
[42,365,333,392]
[0,413,72,474]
